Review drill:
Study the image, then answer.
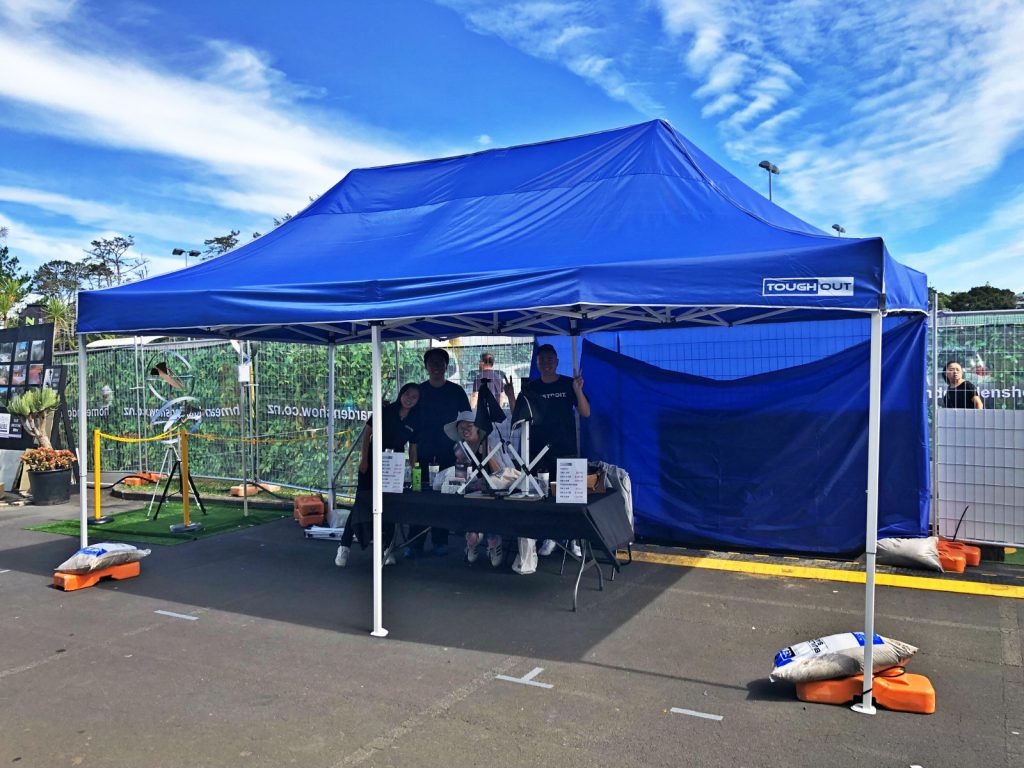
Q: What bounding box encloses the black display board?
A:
[0,323,56,450]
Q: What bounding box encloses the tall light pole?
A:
[758,160,780,201]
[831,224,846,237]
[172,248,201,267]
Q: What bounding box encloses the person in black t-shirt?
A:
[405,347,471,557]
[512,343,590,474]
[335,382,420,568]
[943,360,983,409]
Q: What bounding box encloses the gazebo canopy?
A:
[77,119,926,344]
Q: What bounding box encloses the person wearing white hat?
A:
[444,411,508,568]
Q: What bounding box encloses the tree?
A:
[942,285,1017,312]
[32,260,107,303]
[202,230,240,260]
[0,226,25,281]
[84,235,146,286]
[0,275,31,328]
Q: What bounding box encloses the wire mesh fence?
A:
[57,336,535,495]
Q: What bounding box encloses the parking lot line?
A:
[626,550,1024,599]
[671,707,724,721]
[154,610,199,621]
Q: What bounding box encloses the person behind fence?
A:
[443,411,510,568]
[943,360,983,409]
[506,343,591,558]
[405,347,471,558]
[470,352,507,410]
[334,383,420,568]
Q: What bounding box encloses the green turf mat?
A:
[1004,547,1024,566]
[27,503,290,546]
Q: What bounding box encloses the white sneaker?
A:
[334,545,350,568]
[384,551,396,566]
[466,532,481,563]
[537,539,557,557]
[487,543,503,567]
[570,541,582,558]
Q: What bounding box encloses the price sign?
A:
[555,458,587,504]
[380,451,406,494]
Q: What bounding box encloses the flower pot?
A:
[28,468,72,506]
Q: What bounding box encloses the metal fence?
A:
[56,336,536,495]
[931,309,1024,546]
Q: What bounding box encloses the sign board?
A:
[555,458,587,504]
[0,323,55,449]
[380,450,406,494]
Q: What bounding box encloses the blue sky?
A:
[1,0,1022,292]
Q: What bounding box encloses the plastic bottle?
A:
[428,458,439,487]
[403,458,412,490]
[411,464,422,492]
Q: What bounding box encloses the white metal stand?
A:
[370,324,387,638]
[853,309,883,716]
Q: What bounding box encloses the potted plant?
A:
[10,388,74,505]
[19,448,76,505]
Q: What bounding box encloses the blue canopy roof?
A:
[77,119,927,344]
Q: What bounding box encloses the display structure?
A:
[0,323,56,450]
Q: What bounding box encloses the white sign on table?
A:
[380,451,406,494]
[0,413,9,439]
[555,458,587,504]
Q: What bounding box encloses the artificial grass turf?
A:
[28,503,290,546]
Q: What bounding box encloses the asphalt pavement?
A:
[1,492,1021,768]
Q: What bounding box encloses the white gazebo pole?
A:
[370,323,388,637]
[77,335,89,549]
[327,341,336,518]
[853,309,883,716]
[571,324,580,454]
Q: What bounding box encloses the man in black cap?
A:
[405,347,470,557]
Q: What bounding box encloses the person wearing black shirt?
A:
[943,361,983,409]
[335,383,420,567]
[405,347,471,557]
[512,343,591,474]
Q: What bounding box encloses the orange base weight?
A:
[938,549,967,573]
[53,561,141,592]
[293,495,326,528]
[796,669,935,714]
[230,484,260,497]
[939,539,981,567]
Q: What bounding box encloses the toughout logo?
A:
[762,277,855,297]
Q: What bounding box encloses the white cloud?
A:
[0,0,75,28]
[0,19,416,219]
[477,134,493,146]
[901,189,1024,290]
[439,0,663,114]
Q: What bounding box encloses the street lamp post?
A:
[831,224,846,237]
[758,160,780,201]
[172,248,201,267]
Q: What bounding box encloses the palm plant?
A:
[0,275,30,328]
[44,297,75,351]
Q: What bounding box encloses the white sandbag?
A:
[770,632,917,684]
[55,543,151,574]
[876,536,943,572]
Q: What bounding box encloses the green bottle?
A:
[411,464,422,492]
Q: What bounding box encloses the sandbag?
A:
[876,536,943,572]
[770,632,917,684]
[55,543,151,574]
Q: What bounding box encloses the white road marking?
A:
[154,610,199,621]
[671,707,723,721]
[496,666,553,689]
[0,569,10,574]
